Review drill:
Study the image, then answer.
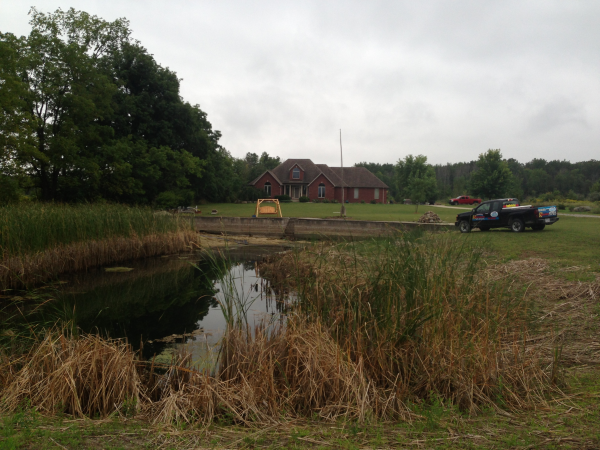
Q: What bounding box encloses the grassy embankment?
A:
[0,203,198,289]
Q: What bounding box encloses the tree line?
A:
[357,153,600,203]
[0,8,282,207]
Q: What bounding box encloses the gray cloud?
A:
[1,0,599,165]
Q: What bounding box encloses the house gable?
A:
[252,171,282,198]
[288,163,305,181]
[308,174,335,200]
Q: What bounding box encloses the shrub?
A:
[323,199,330,203]
[155,189,194,209]
[331,199,339,204]
[361,200,365,204]
[299,196,310,203]
[312,199,319,203]
[588,192,600,202]
[274,195,291,201]
[558,204,566,211]
[370,200,377,204]
[0,175,20,205]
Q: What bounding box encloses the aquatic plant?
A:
[0,203,198,288]
[0,233,565,425]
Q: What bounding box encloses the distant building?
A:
[249,159,388,203]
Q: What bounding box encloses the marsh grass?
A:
[0,203,197,288]
[257,231,555,414]
[0,232,564,426]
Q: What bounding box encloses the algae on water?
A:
[104,267,134,273]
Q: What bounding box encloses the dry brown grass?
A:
[3,246,598,426]
[257,243,556,414]
[0,332,142,417]
[485,258,600,368]
[0,230,199,289]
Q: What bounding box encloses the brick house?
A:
[249,159,388,203]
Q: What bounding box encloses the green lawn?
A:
[204,203,600,269]
[457,215,600,270]
[204,202,467,222]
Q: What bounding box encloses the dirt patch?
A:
[195,233,301,248]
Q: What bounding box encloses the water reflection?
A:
[54,245,292,367]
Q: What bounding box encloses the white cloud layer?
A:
[2,0,599,166]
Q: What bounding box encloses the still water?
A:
[55,245,293,368]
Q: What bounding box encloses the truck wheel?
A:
[459,220,471,233]
[532,224,546,231]
[510,218,525,233]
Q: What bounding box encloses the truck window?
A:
[476,203,491,213]
[491,201,502,212]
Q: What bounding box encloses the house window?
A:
[292,167,300,179]
[285,185,290,196]
[302,185,307,196]
[374,188,379,200]
[264,182,271,196]
[318,183,325,198]
[354,188,359,199]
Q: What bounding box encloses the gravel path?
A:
[430,205,599,218]
[561,213,600,218]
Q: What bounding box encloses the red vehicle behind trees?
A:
[449,195,482,205]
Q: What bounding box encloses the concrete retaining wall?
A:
[194,216,453,239]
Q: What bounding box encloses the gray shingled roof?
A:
[249,159,388,189]
[329,167,389,188]
[272,159,322,185]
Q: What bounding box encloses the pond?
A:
[4,244,294,370]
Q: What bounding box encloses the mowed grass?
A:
[205,202,465,222]
[457,215,600,271]
[207,203,600,269]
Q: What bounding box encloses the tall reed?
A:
[257,231,551,413]
[0,203,185,258]
[0,203,197,288]
[0,233,558,424]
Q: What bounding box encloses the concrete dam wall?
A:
[193,217,453,239]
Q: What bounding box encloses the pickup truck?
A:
[449,195,482,205]
[455,198,559,233]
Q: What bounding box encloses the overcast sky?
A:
[2,1,599,166]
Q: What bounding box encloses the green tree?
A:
[1,8,130,201]
[0,38,36,181]
[469,149,513,200]
[395,155,437,212]
[0,8,222,204]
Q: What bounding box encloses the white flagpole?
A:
[340,129,346,216]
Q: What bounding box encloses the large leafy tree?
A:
[1,8,130,200]
[469,149,513,200]
[395,154,437,211]
[0,8,225,204]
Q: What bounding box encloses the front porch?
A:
[284,184,307,200]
